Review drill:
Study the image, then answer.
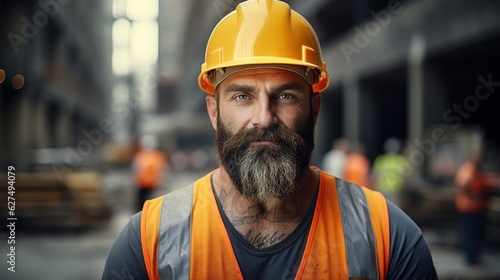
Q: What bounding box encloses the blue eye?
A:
[234,94,249,101]
[278,93,294,99]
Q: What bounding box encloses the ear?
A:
[312,93,321,123]
[206,94,218,130]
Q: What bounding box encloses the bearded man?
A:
[103,1,437,279]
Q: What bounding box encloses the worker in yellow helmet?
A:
[103,1,437,279]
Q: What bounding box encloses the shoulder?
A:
[386,201,438,279]
[304,171,437,278]
[102,212,147,280]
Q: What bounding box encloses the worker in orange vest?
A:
[103,1,437,279]
[343,142,371,188]
[455,151,489,265]
[133,135,167,212]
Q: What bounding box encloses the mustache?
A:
[220,125,302,153]
[241,126,285,142]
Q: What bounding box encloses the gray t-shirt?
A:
[215,185,317,280]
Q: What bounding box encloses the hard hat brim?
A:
[199,59,329,95]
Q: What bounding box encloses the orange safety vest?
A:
[141,170,390,279]
[455,162,488,213]
[134,150,167,189]
[344,153,371,188]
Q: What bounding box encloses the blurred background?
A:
[1,0,500,279]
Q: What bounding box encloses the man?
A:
[103,0,437,279]
[372,138,408,205]
[455,151,489,266]
[322,138,350,178]
[133,135,168,212]
[343,142,371,188]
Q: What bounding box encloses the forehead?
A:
[218,68,310,92]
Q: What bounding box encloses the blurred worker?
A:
[133,135,167,212]
[343,142,371,188]
[321,137,349,178]
[372,138,408,205]
[455,151,489,266]
[103,1,436,279]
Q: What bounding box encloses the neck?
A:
[212,166,319,248]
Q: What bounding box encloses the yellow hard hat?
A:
[198,0,329,95]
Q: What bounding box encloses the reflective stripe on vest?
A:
[141,185,193,280]
[141,170,390,279]
[337,179,380,279]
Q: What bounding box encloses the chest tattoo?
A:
[244,229,288,249]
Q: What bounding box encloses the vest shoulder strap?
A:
[335,177,390,279]
[141,184,194,280]
[141,196,163,280]
[337,178,377,279]
[362,185,391,279]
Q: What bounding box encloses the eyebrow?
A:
[270,83,306,95]
[224,84,255,94]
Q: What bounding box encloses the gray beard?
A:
[236,143,300,203]
[216,116,315,203]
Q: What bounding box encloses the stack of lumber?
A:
[0,172,112,229]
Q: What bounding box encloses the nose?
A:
[251,98,277,128]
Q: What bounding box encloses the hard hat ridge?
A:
[254,0,274,11]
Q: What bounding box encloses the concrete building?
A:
[0,0,113,172]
